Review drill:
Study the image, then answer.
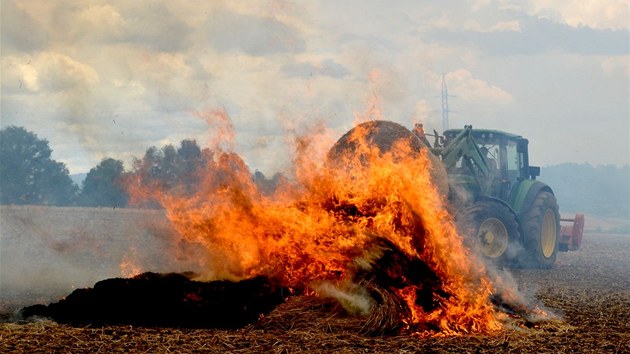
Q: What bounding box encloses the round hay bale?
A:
[328,120,449,196]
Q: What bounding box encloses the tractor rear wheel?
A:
[457,200,520,265]
[520,191,560,269]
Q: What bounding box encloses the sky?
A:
[1,0,629,175]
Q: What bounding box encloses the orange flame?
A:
[126,112,503,334]
[120,246,143,278]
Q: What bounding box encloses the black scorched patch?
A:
[21,272,288,328]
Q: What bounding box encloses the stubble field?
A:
[1,206,628,353]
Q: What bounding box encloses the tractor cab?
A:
[440,127,540,201]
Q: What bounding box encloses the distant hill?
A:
[540,163,629,218]
[70,173,87,187]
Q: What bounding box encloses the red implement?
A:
[559,214,585,251]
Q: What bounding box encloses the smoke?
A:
[486,266,560,324]
[314,281,375,316]
[442,188,560,324]
[0,205,203,315]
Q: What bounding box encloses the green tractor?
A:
[331,121,584,268]
[433,125,575,268]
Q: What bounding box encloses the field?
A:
[1,206,629,353]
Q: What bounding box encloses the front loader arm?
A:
[437,126,494,194]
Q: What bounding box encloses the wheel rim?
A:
[477,218,509,259]
[541,209,557,258]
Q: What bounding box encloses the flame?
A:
[125,112,504,334]
[120,246,143,278]
[354,69,383,124]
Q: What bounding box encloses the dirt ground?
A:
[1,231,628,353]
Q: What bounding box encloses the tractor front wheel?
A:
[519,191,560,268]
[457,200,520,265]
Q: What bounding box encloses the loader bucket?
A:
[558,214,585,252]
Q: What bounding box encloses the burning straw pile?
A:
[20,119,544,335]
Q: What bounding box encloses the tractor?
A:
[331,120,584,268]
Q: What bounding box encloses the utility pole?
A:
[441,73,450,131]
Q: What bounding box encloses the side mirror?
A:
[529,166,540,178]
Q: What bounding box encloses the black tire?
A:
[456,200,520,265]
[519,191,560,269]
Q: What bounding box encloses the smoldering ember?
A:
[2,119,630,353]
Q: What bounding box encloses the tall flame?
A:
[126,111,503,334]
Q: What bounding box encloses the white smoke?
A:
[313,281,375,316]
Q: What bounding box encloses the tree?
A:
[131,139,208,193]
[78,158,128,207]
[127,139,210,207]
[176,139,205,194]
[0,126,77,205]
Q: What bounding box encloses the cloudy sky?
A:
[1,0,628,175]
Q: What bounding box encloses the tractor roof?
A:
[444,128,523,142]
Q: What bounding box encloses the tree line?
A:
[0,126,281,208]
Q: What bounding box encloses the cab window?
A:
[506,141,519,178]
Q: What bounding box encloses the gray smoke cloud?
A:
[0,206,205,314]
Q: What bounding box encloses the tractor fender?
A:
[454,195,519,222]
[510,180,554,216]
[475,195,519,218]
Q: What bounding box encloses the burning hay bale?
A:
[20,272,287,329]
[327,120,449,196]
[329,120,426,157]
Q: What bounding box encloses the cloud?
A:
[1,53,99,93]
[430,14,629,56]
[4,1,192,52]
[0,1,48,53]
[441,69,513,104]
[527,0,630,30]
[281,58,351,79]
[485,20,522,32]
[48,3,127,44]
[115,2,192,52]
[207,9,306,56]
[467,0,629,31]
